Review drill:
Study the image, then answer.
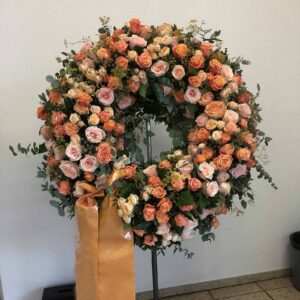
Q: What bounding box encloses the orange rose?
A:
[171,179,185,192]
[115,40,128,53]
[156,210,169,224]
[239,118,248,129]
[151,186,167,199]
[205,101,227,119]
[127,79,140,93]
[210,75,227,91]
[129,18,142,34]
[49,90,60,104]
[53,125,64,137]
[84,172,95,182]
[224,122,239,134]
[47,156,60,167]
[196,154,206,164]
[96,142,113,164]
[51,112,67,125]
[133,228,145,237]
[76,91,92,106]
[135,52,152,69]
[148,176,163,187]
[112,28,124,39]
[107,76,121,89]
[189,54,205,69]
[116,56,128,70]
[99,111,110,123]
[235,147,251,161]
[96,47,110,60]
[58,180,71,195]
[159,160,172,169]
[188,76,202,88]
[220,132,231,145]
[157,197,172,212]
[202,147,214,160]
[232,73,243,86]
[188,178,202,191]
[213,154,233,170]
[37,106,48,120]
[180,205,194,211]
[114,123,125,135]
[63,122,79,136]
[247,158,256,169]
[143,204,156,221]
[175,214,188,227]
[220,143,235,155]
[199,91,214,106]
[144,234,158,246]
[200,41,213,57]
[188,128,210,144]
[173,90,185,103]
[103,119,116,132]
[172,43,188,59]
[74,52,85,62]
[74,103,89,115]
[209,59,222,74]
[124,164,137,179]
[238,92,251,104]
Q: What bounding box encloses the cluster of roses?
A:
[36,17,258,249]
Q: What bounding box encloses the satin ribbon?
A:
[75,170,135,300]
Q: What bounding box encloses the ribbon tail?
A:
[98,194,136,300]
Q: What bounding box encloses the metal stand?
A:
[146,120,159,300]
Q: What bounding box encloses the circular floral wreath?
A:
[11,17,277,254]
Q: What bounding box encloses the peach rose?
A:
[96,47,110,60]
[180,205,194,212]
[210,75,227,91]
[148,176,163,187]
[221,65,233,81]
[188,178,202,191]
[76,92,92,106]
[124,164,137,179]
[151,60,169,77]
[211,217,220,229]
[202,147,214,160]
[235,147,251,161]
[63,122,79,136]
[239,118,248,129]
[205,119,218,131]
[114,123,125,135]
[172,43,188,59]
[172,65,185,80]
[199,162,215,179]
[200,42,213,57]
[175,214,189,227]
[59,161,80,179]
[238,103,251,118]
[103,119,116,132]
[129,18,142,34]
[53,125,64,137]
[143,204,156,221]
[115,56,128,70]
[205,101,227,119]
[115,40,128,53]
[198,91,214,106]
[238,92,251,104]
[224,122,239,134]
[98,111,110,123]
[49,90,61,104]
[223,110,239,123]
[37,106,48,120]
[85,126,106,143]
[189,55,205,69]
[171,179,185,192]
[96,87,114,106]
[206,181,219,197]
[156,210,169,224]
[107,76,120,90]
[65,143,82,161]
[143,164,158,177]
[127,79,140,93]
[159,160,172,169]
[209,59,222,74]
[151,186,167,199]
[74,104,89,115]
[51,112,67,125]
[156,23,173,36]
[219,182,231,195]
[220,133,231,145]
[174,90,185,103]
[144,234,158,246]
[213,154,233,171]
[96,142,113,164]
[135,52,152,69]
[80,155,98,172]
[232,73,243,86]
[196,113,208,127]
[47,156,60,167]
[40,125,53,141]
[184,86,201,104]
[129,34,147,48]
[196,154,206,164]
[58,180,71,195]
[220,144,235,155]
[117,94,136,110]
[157,197,172,212]
[188,76,202,88]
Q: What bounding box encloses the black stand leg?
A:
[151,249,159,300]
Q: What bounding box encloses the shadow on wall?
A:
[22,288,43,300]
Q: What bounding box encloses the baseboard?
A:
[136,268,291,300]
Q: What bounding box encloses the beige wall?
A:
[0,0,300,299]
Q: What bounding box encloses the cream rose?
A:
[199,162,215,180]
[206,181,219,197]
[59,161,80,179]
[221,65,233,81]
[150,60,169,77]
[85,126,106,143]
[65,143,82,161]
[223,110,239,123]
[79,155,98,172]
[219,182,231,195]
[184,86,201,104]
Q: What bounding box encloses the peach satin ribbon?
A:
[75,170,135,300]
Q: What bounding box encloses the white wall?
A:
[0,0,300,299]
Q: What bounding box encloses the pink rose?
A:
[216,171,230,183]
[65,143,82,161]
[199,162,215,180]
[171,65,185,80]
[188,178,202,191]
[59,161,80,179]
[185,219,198,231]
[198,91,214,106]
[196,113,208,127]
[150,60,169,77]
[82,58,95,68]
[228,82,238,93]
[117,94,136,110]
[223,110,239,123]
[175,214,189,227]
[156,224,170,235]
[85,126,106,143]
[238,103,251,118]
[80,155,98,172]
[184,86,201,104]
[206,181,219,197]
[143,164,158,177]
[176,159,194,174]
[221,65,233,81]
[129,34,147,49]
[219,182,231,195]
[230,164,247,179]
[96,87,114,106]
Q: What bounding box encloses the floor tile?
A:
[210,283,262,299]
[218,291,271,300]
[162,291,213,300]
[257,277,292,290]
[267,286,300,300]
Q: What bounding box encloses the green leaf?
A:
[58,206,65,217]
[138,85,147,98]
[49,200,59,208]
[46,75,54,82]
[242,60,251,65]
[9,145,17,156]
[51,79,59,88]
[177,191,194,206]
[56,57,62,63]
[186,103,198,113]
[241,200,247,209]
[257,83,261,92]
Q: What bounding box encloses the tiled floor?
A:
[162,277,300,299]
